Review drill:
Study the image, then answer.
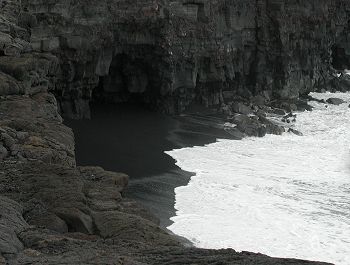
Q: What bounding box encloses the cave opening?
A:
[331,44,350,71]
[331,24,350,72]
[64,52,231,227]
[93,53,158,109]
[64,51,182,226]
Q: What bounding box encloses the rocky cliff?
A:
[3,0,348,118]
[0,0,348,264]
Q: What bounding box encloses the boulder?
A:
[258,116,285,135]
[271,108,286,115]
[231,102,253,115]
[326,98,345,105]
[288,128,303,136]
[231,114,267,137]
[92,211,179,246]
[295,99,313,111]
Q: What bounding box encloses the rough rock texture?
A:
[7,0,348,118]
[0,160,332,264]
[0,93,75,166]
[0,0,347,264]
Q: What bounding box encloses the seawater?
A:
[166,92,350,265]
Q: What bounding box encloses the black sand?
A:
[65,103,235,227]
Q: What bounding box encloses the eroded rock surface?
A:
[4,0,347,118]
[0,0,347,264]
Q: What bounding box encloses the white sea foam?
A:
[166,92,350,265]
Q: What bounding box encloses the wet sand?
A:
[65,103,235,227]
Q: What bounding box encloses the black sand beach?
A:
[65,103,234,227]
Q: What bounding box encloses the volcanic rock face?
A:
[9,0,349,118]
[0,0,348,264]
[0,93,75,166]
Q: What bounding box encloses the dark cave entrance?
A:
[93,53,159,109]
[331,44,350,71]
[64,52,180,226]
[64,52,234,228]
[331,23,350,71]
[64,51,185,182]
[64,51,192,227]
[64,51,178,178]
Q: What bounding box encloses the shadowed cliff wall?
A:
[2,0,350,118]
[0,1,349,264]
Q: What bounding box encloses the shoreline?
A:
[1,0,348,262]
[66,95,332,232]
[0,92,335,264]
[67,95,325,235]
[165,92,350,265]
[65,102,237,228]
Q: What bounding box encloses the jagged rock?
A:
[258,116,285,135]
[92,211,179,245]
[282,113,297,124]
[0,94,74,166]
[224,127,245,140]
[0,72,24,96]
[271,108,286,116]
[231,102,253,115]
[231,114,267,137]
[295,99,314,111]
[0,197,28,256]
[0,53,58,96]
[288,128,304,136]
[79,166,129,192]
[326,98,345,105]
[271,101,299,113]
[303,95,326,104]
[328,73,350,92]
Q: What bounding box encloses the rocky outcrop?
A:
[0,93,74,165]
[0,0,348,264]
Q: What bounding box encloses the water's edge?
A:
[166,92,350,265]
[65,103,234,228]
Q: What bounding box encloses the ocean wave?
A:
[166,92,350,265]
